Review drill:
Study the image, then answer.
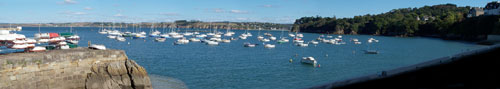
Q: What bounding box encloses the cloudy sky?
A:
[0,0,491,23]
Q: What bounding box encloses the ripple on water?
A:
[150,74,188,89]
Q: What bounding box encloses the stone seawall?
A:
[0,48,152,89]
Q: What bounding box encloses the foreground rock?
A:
[0,48,152,89]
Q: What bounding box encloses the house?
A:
[467,7,484,17]
[484,1,500,15]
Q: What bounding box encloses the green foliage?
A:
[294,4,470,37]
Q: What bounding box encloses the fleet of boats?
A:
[0,24,81,53]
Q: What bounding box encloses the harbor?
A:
[2,27,486,89]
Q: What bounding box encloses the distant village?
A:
[467,1,500,17]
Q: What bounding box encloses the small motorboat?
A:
[9,44,28,49]
[261,38,270,42]
[107,35,117,39]
[25,38,37,44]
[116,37,126,42]
[175,38,190,44]
[310,41,319,45]
[222,39,231,43]
[89,44,106,50]
[60,45,70,49]
[244,42,257,47]
[364,50,379,54]
[189,38,201,42]
[206,40,219,45]
[257,36,264,40]
[269,36,277,40]
[264,44,275,48]
[155,37,166,42]
[67,40,79,44]
[29,46,46,52]
[239,35,247,39]
[277,38,289,43]
[301,57,317,65]
[296,43,309,47]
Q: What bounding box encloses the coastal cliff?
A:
[0,48,152,89]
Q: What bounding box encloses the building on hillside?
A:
[467,7,484,18]
[484,1,500,15]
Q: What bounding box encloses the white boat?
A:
[269,36,277,40]
[10,44,27,49]
[245,33,252,36]
[186,38,197,42]
[26,44,35,48]
[196,34,207,38]
[60,45,70,49]
[354,41,362,44]
[244,42,256,47]
[257,36,264,40]
[224,33,233,36]
[12,40,26,44]
[107,35,117,39]
[293,38,304,43]
[327,36,333,38]
[58,42,67,45]
[29,46,46,52]
[222,39,231,43]
[160,34,170,38]
[239,35,247,39]
[301,57,317,65]
[288,33,295,37]
[171,34,184,38]
[89,44,106,50]
[310,41,319,45]
[183,32,193,36]
[213,34,222,38]
[0,30,10,35]
[38,39,49,43]
[261,38,270,42]
[175,38,190,44]
[277,38,289,43]
[296,34,304,38]
[35,33,50,39]
[296,43,309,47]
[209,37,222,42]
[206,33,215,36]
[155,37,166,42]
[67,40,79,44]
[264,44,275,48]
[139,31,147,35]
[68,35,80,40]
[206,40,219,45]
[316,37,322,41]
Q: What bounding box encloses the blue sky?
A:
[0,0,493,23]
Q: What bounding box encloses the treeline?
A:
[293,4,497,39]
[3,20,292,30]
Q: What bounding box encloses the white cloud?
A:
[61,11,87,15]
[213,8,225,13]
[230,10,248,14]
[160,12,179,16]
[58,0,77,5]
[262,5,274,8]
[114,14,124,17]
[84,7,93,10]
[236,17,249,20]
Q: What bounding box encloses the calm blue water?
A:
[14,27,486,89]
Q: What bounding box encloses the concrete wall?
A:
[0,48,152,89]
[308,45,500,89]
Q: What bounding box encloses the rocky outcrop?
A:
[0,48,152,89]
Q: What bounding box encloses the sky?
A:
[0,0,494,23]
